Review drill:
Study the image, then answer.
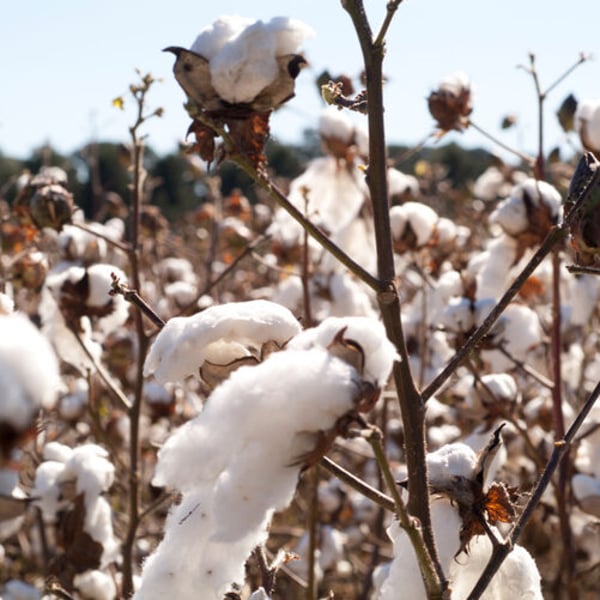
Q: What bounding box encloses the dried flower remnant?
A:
[165,15,313,167]
[428,71,473,132]
[136,316,396,599]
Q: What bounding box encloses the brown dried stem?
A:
[466,378,600,599]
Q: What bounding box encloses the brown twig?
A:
[341,4,441,592]
[466,377,600,599]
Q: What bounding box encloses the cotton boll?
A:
[378,499,462,600]
[73,570,117,600]
[575,98,600,152]
[441,297,475,332]
[0,313,60,433]
[450,535,542,599]
[191,15,254,60]
[390,202,438,247]
[329,272,377,318]
[572,473,600,517]
[318,106,355,144]
[473,166,509,202]
[0,292,14,315]
[286,316,398,386]
[491,178,562,237]
[426,443,477,487]
[139,324,394,598]
[388,167,419,200]
[144,300,301,383]
[248,588,270,600]
[62,444,114,499]
[473,236,518,300]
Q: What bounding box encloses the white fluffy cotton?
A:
[575,98,600,152]
[137,316,395,599]
[490,178,562,236]
[144,300,301,384]
[0,313,60,430]
[191,15,313,105]
[319,106,355,144]
[390,202,438,247]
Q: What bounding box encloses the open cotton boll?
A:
[318,106,355,143]
[73,570,117,600]
[61,444,114,500]
[192,16,313,105]
[426,442,477,487]
[144,300,301,384]
[378,499,462,600]
[574,98,600,152]
[139,340,388,599]
[329,271,377,318]
[191,16,252,59]
[286,316,398,386]
[441,296,475,332]
[449,534,542,599]
[390,202,438,247]
[572,473,600,517]
[388,168,419,199]
[490,178,562,236]
[472,235,518,300]
[0,313,60,431]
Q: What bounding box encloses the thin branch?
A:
[466,377,600,599]
[306,465,319,600]
[566,263,600,276]
[364,426,447,596]
[69,325,131,410]
[543,53,590,97]
[468,120,535,167]
[374,0,404,48]
[110,272,166,329]
[320,456,395,513]
[70,221,131,254]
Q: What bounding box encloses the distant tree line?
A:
[0,132,495,222]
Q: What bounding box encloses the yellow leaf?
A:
[112,96,125,110]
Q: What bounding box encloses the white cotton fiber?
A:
[144,300,301,383]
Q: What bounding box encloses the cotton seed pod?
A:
[428,71,473,131]
[29,184,74,231]
[12,251,48,290]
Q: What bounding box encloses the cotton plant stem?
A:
[320,456,395,513]
[468,120,535,167]
[365,427,447,598]
[229,153,381,291]
[68,325,131,410]
[306,465,320,600]
[422,225,565,401]
[466,377,600,600]
[121,76,155,599]
[342,3,441,588]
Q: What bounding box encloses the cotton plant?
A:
[574,98,600,155]
[378,436,542,599]
[32,442,120,593]
[135,316,396,598]
[38,263,129,372]
[164,15,313,166]
[144,299,302,387]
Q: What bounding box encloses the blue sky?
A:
[1,0,599,162]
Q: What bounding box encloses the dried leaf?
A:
[226,112,271,169]
[484,482,517,525]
